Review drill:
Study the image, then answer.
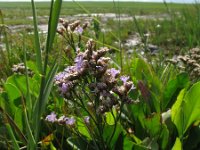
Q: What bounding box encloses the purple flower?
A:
[107,68,120,78]
[120,76,130,84]
[84,116,90,124]
[66,117,76,126]
[75,55,84,70]
[45,112,57,123]
[57,115,68,124]
[74,26,83,35]
[55,72,65,81]
[64,66,77,74]
[60,83,68,93]
[59,81,73,94]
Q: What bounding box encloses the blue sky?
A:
[0,0,196,3]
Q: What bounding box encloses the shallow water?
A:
[7,13,170,33]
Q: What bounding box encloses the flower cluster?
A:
[12,63,33,76]
[55,39,136,114]
[45,112,90,127]
[57,19,88,36]
[167,47,200,81]
[45,112,75,126]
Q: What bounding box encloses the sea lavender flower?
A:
[74,26,83,35]
[75,54,84,70]
[54,72,65,81]
[120,76,136,91]
[64,66,77,74]
[107,68,120,78]
[59,81,74,94]
[84,116,90,124]
[45,112,57,123]
[66,117,76,126]
[120,76,130,84]
[60,83,68,93]
[57,115,67,124]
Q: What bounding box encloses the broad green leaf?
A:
[114,132,123,150]
[171,89,186,126]
[123,136,134,149]
[76,118,91,140]
[159,124,169,150]
[106,109,116,125]
[27,61,39,74]
[162,73,189,109]
[14,108,23,131]
[172,82,200,137]
[103,123,123,149]
[131,58,162,112]
[5,74,37,99]
[144,113,161,137]
[172,138,182,150]
[4,83,21,102]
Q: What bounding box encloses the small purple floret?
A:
[107,68,120,78]
[61,83,68,93]
[120,76,130,84]
[45,112,57,123]
[75,55,84,70]
[55,72,65,81]
[66,117,76,126]
[74,26,83,35]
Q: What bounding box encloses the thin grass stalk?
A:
[23,34,32,119]
[0,10,10,66]
[5,123,20,150]
[23,35,37,149]
[113,0,123,72]
[2,111,20,150]
[0,107,27,145]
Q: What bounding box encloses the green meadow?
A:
[1,1,200,149]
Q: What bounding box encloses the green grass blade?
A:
[23,34,37,149]
[46,0,62,53]
[5,122,20,150]
[23,35,32,118]
[43,0,62,77]
[40,62,58,116]
[0,10,10,65]
[0,107,27,145]
[31,0,43,74]
[33,0,62,143]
